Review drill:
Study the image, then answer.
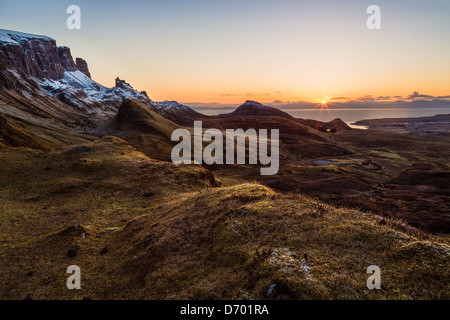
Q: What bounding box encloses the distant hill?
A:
[220,100,293,118]
[352,114,450,134]
[297,118,352,133]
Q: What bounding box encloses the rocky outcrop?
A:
[58,46,77,72]
[0,31,64,82]
[0,29,91,88]
[114,78,147,97]
[0,29,157,117]
[75,58,90,78]
[113,77,152,103]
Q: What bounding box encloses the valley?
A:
[0,28,449,300]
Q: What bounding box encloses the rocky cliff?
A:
[0,29,156,118]
[0,29,90,89]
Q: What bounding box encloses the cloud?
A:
[376,96,391,100]
[180,91,450,116]
[404,91,450,101]
[330,97,349,101]
[407,91,434,100]
[354,95,376,102]
[267,94,450,112]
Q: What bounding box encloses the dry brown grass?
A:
[0,137,448,300]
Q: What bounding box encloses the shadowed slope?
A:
[103,98,180,161]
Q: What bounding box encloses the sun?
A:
[312,97,333,114]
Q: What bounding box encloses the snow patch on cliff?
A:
[0,29,54,46]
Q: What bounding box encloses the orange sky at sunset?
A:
[1,0,449,108]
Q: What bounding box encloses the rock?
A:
[103,227,120,233]
[24,293,34,300]
[53,225,87,238]
[75,57,91,78]
[0,30,155,113]
[265,283,292,300]
[266,284,277,297]
[0,30,65,82]
[0,29,89,89]
[115,77,133,90]
[236,206,246,216]
[58,46,77,72]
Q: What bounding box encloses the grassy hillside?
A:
[102,98,180,161]
[0,137,448,300]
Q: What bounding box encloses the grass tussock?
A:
[0,137,448,300]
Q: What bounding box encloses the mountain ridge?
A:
[0,28,154,117]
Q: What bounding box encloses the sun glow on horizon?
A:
[312,97,334,120]
[319,97,331,106]
[2,0,448,108]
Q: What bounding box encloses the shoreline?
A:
[350,113,450,134]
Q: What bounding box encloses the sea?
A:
[285,107,450,128]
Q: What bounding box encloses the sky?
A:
[1,0,450,111]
